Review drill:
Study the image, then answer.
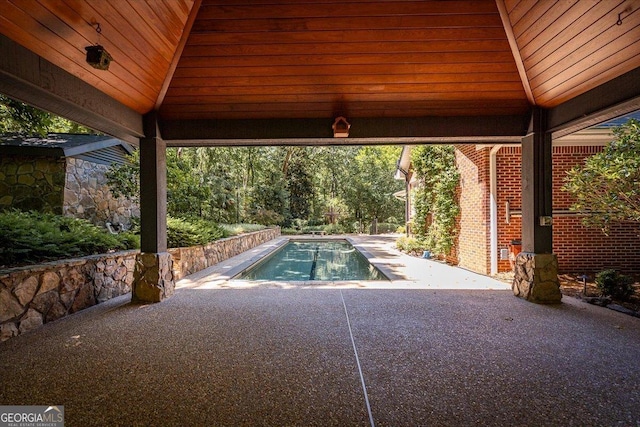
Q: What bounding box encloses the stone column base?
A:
[132,252,175,303]
[512,252,562,304]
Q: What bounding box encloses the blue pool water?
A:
[236,240,387,281]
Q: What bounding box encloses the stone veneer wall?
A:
[0,155,66,213]
[63,157,139,227]
[170,227,281,280]
[0,228,279,342]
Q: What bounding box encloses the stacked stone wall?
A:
[0,156,66,213]
[63,157,139,227]
[170,227,281,279]
[0,251,137,342]
[0,228,280,342]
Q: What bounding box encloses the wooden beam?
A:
[154,0,202,110]
[548,67,640,138]
[0,33,143,145]
[159,115,530,144]
[495,0,535,104]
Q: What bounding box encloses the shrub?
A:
[323,223,345,235]
[0,210,136,267]
[595,269,635,301]
[167,217,224,248]
[250,209,284,226]
[396,236,429,256]
[220,223,266,237]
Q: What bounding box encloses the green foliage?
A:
[410,145,460,255]
[166,217,225,248]
[249,208,284,226]
[563,119,640,232]
[220,223,266,236]
[323,223,345,235]
[0,94,93,136]
[0,210,137,267]
[396,235,429,256]
[106,151,139,202]
[595,269,634,301]
[285,149,314,220]
[107,144,404,230]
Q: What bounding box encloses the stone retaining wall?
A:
[0,228,279,342]
[170,227,281,280]
[0,251,137,342]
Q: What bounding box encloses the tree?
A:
[0,94,93,136]
[348,146,403,225]
[286,149,314,220]
[563,119,640,231]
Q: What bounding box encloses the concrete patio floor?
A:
[1,235,640,426]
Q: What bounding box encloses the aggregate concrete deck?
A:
[1,235,640,426]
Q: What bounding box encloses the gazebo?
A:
[1,0,638,304]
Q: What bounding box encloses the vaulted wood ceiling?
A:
[0,0,639,144]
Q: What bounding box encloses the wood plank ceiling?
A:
[0,0,638,134]
[0,0,196,114]
[161,0,529,120]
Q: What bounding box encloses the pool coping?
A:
[232,235,397,283]
[176,235,402,289]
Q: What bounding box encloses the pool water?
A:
[236,240,387,281]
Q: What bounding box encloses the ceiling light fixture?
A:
[85,22,112,70]
[332,116,350,138]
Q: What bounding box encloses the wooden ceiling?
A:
[0,0,639,142]
[162,0,529,120]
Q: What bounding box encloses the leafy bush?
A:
[0,210,137,267]
[323,223,345,235]
[301,225,325,234]
[167,217,224,248]
[220,223,266,237]
[595,269,634,300]
[250,208,284,226]
[396,236,429,256]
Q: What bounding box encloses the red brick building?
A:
[398,127,640,276]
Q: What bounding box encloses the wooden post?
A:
[513,107,561,304]
[132,112,174,303]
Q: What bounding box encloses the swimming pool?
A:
[236,239,387,281]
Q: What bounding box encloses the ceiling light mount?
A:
[332,116,350,138]
[85,22,112,70]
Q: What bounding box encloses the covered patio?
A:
[1,0,640,304]
[2,2,640,423]
[1,236,639,425]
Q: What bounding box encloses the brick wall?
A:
[496,147,522,273]
[493,145,640,274]
[454,145,490,273]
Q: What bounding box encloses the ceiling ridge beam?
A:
[495,0,535,105]
[154,0,202,110]
[159,115,530,143]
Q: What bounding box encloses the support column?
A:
[512,108,562,304]
[132,112,174,303]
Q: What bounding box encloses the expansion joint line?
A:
[340,290,376,427]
